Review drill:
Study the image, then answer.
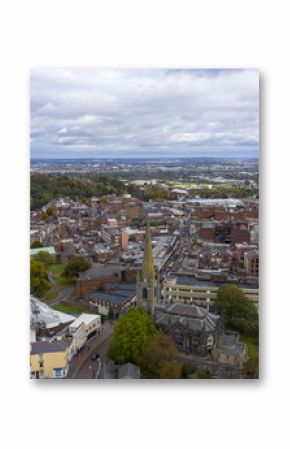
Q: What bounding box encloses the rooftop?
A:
[89,282,136,306]
[30,296,74,329]
[30,246,55,256]
[118,363,141,379]
[31,340,70,355]
[69,313,100,329]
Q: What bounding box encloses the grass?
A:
[240,334,259,359]
[44,290,60,301]
[49,264,76,287]
[52,303,94,315]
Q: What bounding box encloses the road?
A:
[67,322,114,379]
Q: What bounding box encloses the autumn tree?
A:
[139,333,180,379]
[243,356,259,379]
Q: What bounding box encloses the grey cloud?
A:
[30,68,259,158]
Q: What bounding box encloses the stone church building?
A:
[137,224,247,364]
[155,303,222,356]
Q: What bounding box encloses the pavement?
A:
[67,322,115,379]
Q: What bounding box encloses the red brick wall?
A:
[76,275,120,298]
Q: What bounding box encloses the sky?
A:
[30,68,259,159]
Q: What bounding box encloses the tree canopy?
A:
[63,256,92,277]
[31,240,44,249]
[108,308,181,378]
[30,259,51,297]
[32,251,55,266]
[108,308,159,365]
[139,333,181,379]
[243,356,259,379]
[108,307,115,320]
[31,173,126,210]
[215,284,259,335]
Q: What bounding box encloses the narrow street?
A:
[67,322,114,379]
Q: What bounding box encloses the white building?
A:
[68,322,87,357]
[69,313,101,341]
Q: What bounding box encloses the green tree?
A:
[31,240,44,249]
[32,251,55,266]
[108,307,115,320]
[108,308,159,365]
[215,284,259,335]
[63,256,92,277]
[30,173,126,210]
[181,363,197,379]
[30,260,51,297]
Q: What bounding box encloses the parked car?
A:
[91,352,100,361]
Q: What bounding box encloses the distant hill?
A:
[30,173,126,210]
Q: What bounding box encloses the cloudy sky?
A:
[30,68,259,159]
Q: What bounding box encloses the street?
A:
[67,322,114,379]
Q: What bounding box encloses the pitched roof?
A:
[31,340,70,355]
[118,363,141,379]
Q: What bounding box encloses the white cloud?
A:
[30,68,259,158]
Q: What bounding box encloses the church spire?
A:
[142,222,155,280]
[136,221,159,315]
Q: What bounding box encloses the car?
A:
[91,352,100,361]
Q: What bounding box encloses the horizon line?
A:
[31,156,259,161]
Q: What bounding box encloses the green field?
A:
[240,334,259,359]
[52,303,95,315]
[44,290,60,301]
[49,264,76,287]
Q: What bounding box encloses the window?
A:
[54,368,63,377]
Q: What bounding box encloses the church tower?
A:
[137,222,159,315]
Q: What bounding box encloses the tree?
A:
[159,362,182,379]
[108,308,159,365]
[46,205,56,216]
[139,333,179,379]
[41,212,49,223]
[243,356,259,379]
[31,240,44,249]
[108,307,115,320]
[32,251,55,266]
[63,256,92,277]
[215,284,259,335]
[30,260,51,297]
[182,363,197,379]
[181,363,213,379]
[129,234,137,242]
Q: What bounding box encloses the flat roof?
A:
[166,276,259,291]
[69,313,100,329]
[30,246,55,256]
